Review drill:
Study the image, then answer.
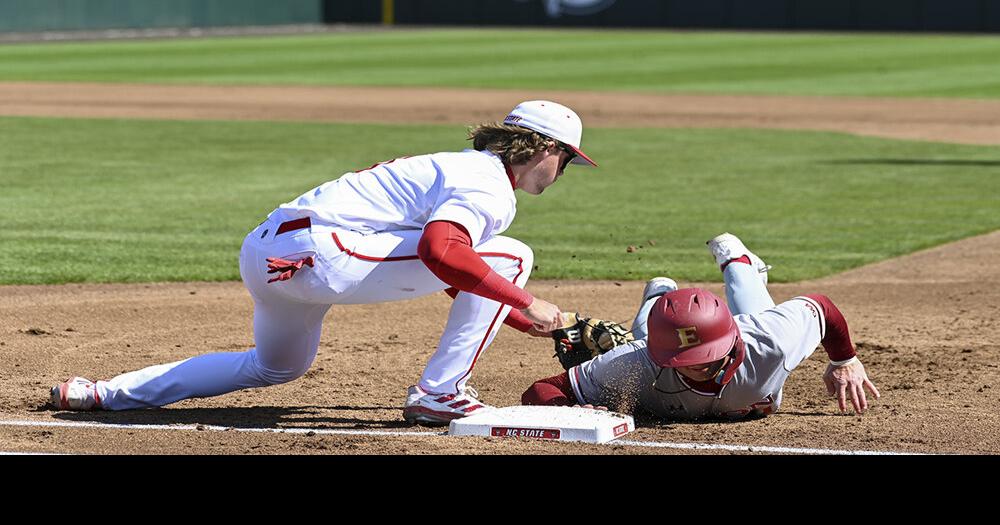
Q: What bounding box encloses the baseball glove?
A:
[551,313,634,370]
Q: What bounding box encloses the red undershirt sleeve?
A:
[418,220,534,310]
[802,294,857,362]
[500,307,535,332]
[444,287,534,333]
[521,371,578,406]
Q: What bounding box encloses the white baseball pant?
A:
[96,217,532,409]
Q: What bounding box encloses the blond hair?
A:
[468,122,555,165]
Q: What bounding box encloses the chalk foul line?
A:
[0,419,925,455]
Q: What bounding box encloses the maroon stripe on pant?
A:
[451,253,525,394]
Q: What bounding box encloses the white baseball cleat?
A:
[403,385,493,426]
[641,277,678,303]
[707,232,772,285]
[50,376,102,410]
[631,277,679,337]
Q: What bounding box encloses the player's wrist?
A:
[830,356,859,367]
[472,271,533,309]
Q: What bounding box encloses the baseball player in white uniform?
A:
[51,100,598,425]
[522,233,881,419]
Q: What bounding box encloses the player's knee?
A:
[259,364,309,385]
[498,238,534,280]
[509,237,533,257]
[517,241,534,270]
[251,351,313,386]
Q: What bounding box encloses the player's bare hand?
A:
[824,359,880,414]
[520,298,562,333]
[574,404,609,411]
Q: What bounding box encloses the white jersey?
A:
[270,149,517,246]
[569,296,827,420]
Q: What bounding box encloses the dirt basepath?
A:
[3,82,1000,145]
[819,230,1000,285]
[2,230,998,454]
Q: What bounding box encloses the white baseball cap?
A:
[503,100,597,167]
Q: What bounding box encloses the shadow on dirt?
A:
[632,408,833,427]
[37,404,416,430]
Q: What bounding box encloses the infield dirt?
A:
[1,83,998,454]
[3,82,1000,145]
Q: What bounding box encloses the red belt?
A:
[275,217,311,235]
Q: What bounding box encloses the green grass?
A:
[2,116,998,285]
[2,29,1000,97]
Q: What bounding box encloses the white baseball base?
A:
[448,405,635,444]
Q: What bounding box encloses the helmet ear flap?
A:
[715,336,746,385]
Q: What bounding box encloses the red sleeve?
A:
[802,294,857,362]
[502,308,535,332]
[521,372,578,406]
[444,287,534,333]
[419,221,533,310]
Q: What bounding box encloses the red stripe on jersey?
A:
[571,366,586,404]
[504,162,516,190]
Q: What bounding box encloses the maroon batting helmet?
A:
[646,288,745,384]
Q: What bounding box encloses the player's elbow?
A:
[416,233,446,270]
[520,383,546,405]
[521,382,574,406]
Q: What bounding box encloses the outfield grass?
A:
[1,29,1000,97]
[2,116,997,285]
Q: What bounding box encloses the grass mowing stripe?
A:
[2,30,1000,97]
[1,116,998,285]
